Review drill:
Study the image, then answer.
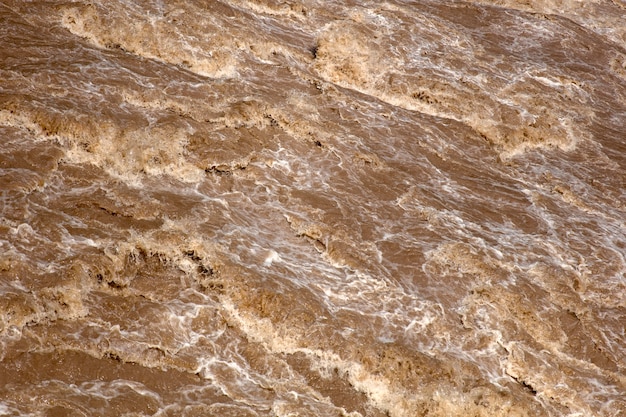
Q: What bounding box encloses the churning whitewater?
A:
[1,0,625,416]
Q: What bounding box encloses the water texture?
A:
[1,1,625,416]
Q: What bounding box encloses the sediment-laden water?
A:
[1,1,625,416]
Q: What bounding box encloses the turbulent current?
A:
[1,0,625,416]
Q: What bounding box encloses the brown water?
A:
[1,0,625,415]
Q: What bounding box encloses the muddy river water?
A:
[1,1,625,416]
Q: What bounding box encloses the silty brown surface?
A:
[1,1,625,416]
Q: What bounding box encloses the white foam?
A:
[0,403,19,417]
[263,250,281,267]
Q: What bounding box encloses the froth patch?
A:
[222,296,543,417]
[425,242,508,283]
[503,343,597,414]
[0,109,46,137]
[63,122,204,184]
[0,277,87,335]
[446,249,626,413]
[471,0,626,48]
[228,0,309,19]
[42,243,234,373]
[2,104,204,184]
[283,215,379,272]
[61,4,238,79]
[220,299,406,415]
[610,54,626,81]
[311,13,590,159]
[313,20,390,89]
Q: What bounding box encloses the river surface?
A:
[1,1,625,416]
